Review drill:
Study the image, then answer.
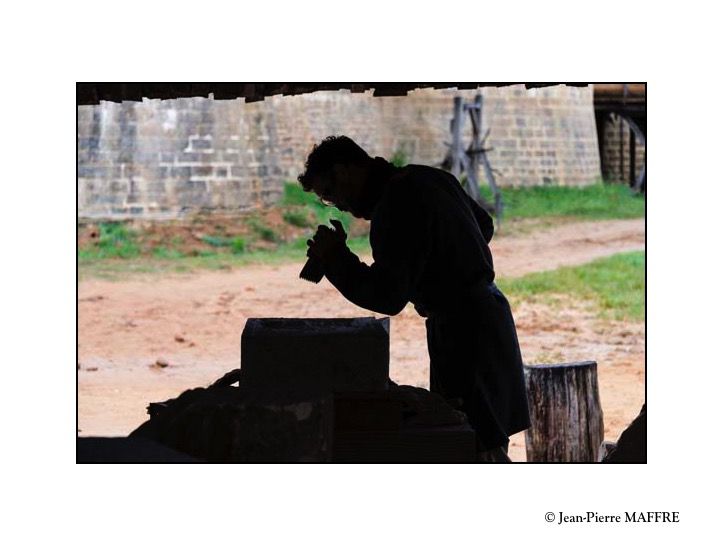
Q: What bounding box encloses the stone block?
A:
[190,137,213,150]
[240,317,390,397]
[191,165,214,177]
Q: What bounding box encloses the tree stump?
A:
[524,361,604,462]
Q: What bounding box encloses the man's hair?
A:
[298,135,372,192]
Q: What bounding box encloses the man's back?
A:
[370,164,530,448]
[370,164,496,316]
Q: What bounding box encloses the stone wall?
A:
[77,97,282,219]
[77,85,601,219]
[601,115,646,183]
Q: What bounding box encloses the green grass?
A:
[283,208,315,228]
[497,251,645,321]
[281,183,353,233]
[281,181,319,206]
[201,235,232,247]
[281,180,644,233]
[230,237,247,254]
[480,183,645,221]
[200,235,246,253]
[390,148,410,168]
[79,183,643,280]
[78,222,140,260]
[79,231,372,280]
[151,246,184,259]
[247,217,280,243]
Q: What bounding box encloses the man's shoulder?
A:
[400,164,452,180]
[390,164,453,192]
[374,164,448,218]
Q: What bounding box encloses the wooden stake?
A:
[524,361,605,462]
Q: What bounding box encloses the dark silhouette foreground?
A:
[300,136,531,461]
[126,368,477,463]
[602,404,647,463]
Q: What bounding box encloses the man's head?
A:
[298,136,394,219]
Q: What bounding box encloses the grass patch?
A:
[230,237,247,254]
[79,233,372,280]
[200,235,246,253]
[79,183,643,280]
[247,217,280,243]
[78,222,140,260]
[201,235,233,248]
[281,183,353,232]
[390,148,410,167]
[281,182,319,206]
[480,183,645,221]
[151,247,184,259]
[283,208,315,228]
[497,251,645,321]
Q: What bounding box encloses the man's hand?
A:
[306,219,347,262]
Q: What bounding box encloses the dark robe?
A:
[323,164,530,449]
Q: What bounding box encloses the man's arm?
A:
[319,189,429,316]
[322,244,413,316]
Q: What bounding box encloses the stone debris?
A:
[79,295,105,303]
[134,385,333,463]
[129,318,476,462]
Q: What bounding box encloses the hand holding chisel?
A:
[299,219,347,283]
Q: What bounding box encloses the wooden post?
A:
[636,159,646,193]
[464,100,481,201]
[629,128,636,187]
[595,111,608,180]
[621,116,646,194]
[473,95,504,222]
[524,361,604,462]
[443,94,503,218]
[450,96,464,181]
[619,115,625,184]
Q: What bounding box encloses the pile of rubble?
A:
[127,317,476,462]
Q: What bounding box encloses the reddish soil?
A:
[78,218,645,461]
[78,207,371,256]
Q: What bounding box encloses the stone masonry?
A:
[77,85,602,219]
[600,114,646,183]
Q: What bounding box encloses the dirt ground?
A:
[78,218,645,461]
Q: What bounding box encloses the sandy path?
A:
[78,218,645,461]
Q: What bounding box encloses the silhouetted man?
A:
[299,135,530,462]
